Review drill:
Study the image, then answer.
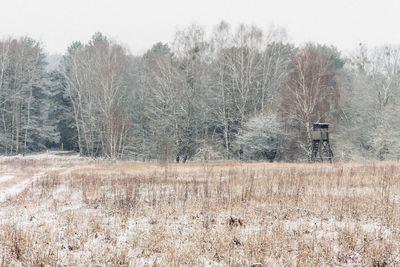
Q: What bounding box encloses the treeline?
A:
[1,22,400,161]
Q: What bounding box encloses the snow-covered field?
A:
[0,154,399,266]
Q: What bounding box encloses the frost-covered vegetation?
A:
[1,22,400,161]
[0,156,399,265]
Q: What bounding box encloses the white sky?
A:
[1,0,400,55]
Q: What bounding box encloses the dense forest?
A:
[1,22,399,161]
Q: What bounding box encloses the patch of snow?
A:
[59,204,83,213]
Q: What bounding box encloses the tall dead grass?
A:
[0,160,399,266]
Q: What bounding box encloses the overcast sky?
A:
[1,0,399,55]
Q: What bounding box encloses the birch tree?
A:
[281,44,340,160]
[61,33,132,158]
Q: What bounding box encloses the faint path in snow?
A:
[0,175,14,184]
[0,151,86,204]
[0,166,90,203]
[0,172,44,203]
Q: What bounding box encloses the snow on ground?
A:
[0,150,82,161]
[0,157,399,265]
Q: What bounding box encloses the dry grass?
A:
[0,159,400,266]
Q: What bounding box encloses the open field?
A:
[0,154,400,266]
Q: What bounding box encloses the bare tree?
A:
[209,21,234,158]
[138,42,181,161]
[60,33,132,158]
[171,24,209,162]
[208,23,291,158]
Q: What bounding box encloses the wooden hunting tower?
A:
[311,123,333,162]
